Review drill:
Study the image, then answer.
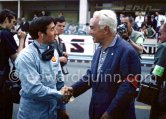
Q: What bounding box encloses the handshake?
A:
[59,86,74,103]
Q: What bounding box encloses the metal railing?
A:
[68,54,154,66]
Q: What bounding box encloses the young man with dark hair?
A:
[54,16,68,75]
[0,9,26,119]
[15,16,69,119]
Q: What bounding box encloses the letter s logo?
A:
[71,39,84,53]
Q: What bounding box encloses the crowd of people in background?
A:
[14,10,166,38]
[118,11,166,40]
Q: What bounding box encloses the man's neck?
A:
[102,34,116,49]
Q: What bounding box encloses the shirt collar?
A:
[34,40,48,49]
[109,35,117,47]
[130,28,135,38]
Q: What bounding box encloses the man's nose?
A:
[54,29,58,35]
[89,29,92,35]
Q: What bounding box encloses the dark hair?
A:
[54,16,65,25]
[29,16,54,39]
[141,22,147,28]
[0,9,16,23]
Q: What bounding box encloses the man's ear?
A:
[104,25,110,34]
[38,32,44,37]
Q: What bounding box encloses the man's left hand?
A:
[60,56,68,63]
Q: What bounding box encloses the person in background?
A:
[68,23,77,34]
[32,14,38,20]
[54,16,69,75]
[40,10,47,16]
[83,23,90,35]
[139,22,148,37]
[117,13,125,25]
[65,9,141,119]
[0,9,26,119]
[151,14,157,31]
[150,23,166,119]
[120,16,145,54]
[155,12,166,29]
[156,19,165,39]
[15,16,69,119]
[135,12,145,29]
[17,17,29,32]
[58,12,65,20]
[146,24,156,39]
[145,14,155,36]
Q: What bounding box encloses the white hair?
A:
[93,9,117,33]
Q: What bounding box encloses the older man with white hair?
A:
[65,9,141,119]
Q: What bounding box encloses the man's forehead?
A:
[47,22,55,28]
[121,17,128,22]
[57,21,65,24]
[90,18,94,23]
[89,18,94,26]
[90,17,98,26]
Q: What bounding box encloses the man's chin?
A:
[93,39,97,43]
[92,37,97,42]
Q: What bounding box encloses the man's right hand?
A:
[60,86,73,103]
[17,31,26,41]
